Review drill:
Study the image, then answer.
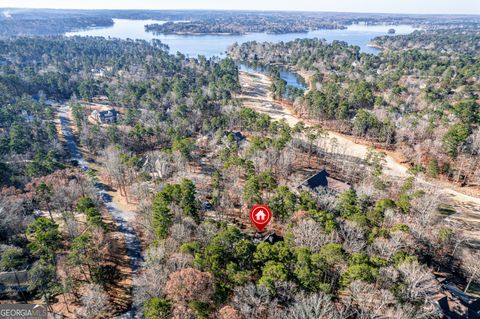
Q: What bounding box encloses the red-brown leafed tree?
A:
[165,267,214,304]
[218,305,242,319]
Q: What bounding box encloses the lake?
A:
[67,19,416,58]
[66,19,416,90]
[239,63,307,90]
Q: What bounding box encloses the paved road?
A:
[58,105,142,318]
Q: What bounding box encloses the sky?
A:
[0,0,479,15]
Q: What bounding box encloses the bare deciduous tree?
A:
[372,231,412,260]
[147,151,174,181]
[171,304,196,319]
[389,302,439,319]
[397,261,439,303]
[460,249,480,293]
[339,220,367,253]
[311,188,339,212]
[232,284,272,319]
[0,189,32,240]
[103,145,130,199]
[77,283,109,319]
[292,218,339,252]
[169,218,196,244]
[410,186,441,228]
[347,281,396,319]
[277,144,297,182]
[288,292,338,319]
[133,266,170,313]
[196,219,221,247]
[166,253,193,272]
[377,266,400,289]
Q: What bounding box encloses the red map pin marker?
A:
[250,204,272,232]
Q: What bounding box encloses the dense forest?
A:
[0,12,479,319]
[0,9,113,36]
[228,28,480,186]
[0,36,237,185]
[145,15,345,35]
[371,28,480,54]
[2,9,480,36]
[0,36,241,317]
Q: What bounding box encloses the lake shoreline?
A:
[66,19,417,58]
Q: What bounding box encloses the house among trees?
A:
[436,279,480,318]
[301,169,329,189]
[253,231,283,245]
[91,109,118,124]
[298,169,350,193]
[90,67,105,79]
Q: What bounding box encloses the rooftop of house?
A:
[299,169,329,189]
[298,169,350,193]
[435,279,480,319]
[253,231,283,245]
[92,109,118,119]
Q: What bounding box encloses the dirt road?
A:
[238,70,480,244]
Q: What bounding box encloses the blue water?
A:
[240,63,307,90]
[67,19,416,58]
[66,19,416,90]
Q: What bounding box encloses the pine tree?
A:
[426,159,440,178]
[152,193,173,240]
[339,189,361,218]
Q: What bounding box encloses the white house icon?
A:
[255,210,266,221]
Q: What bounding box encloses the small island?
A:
[388,28,396,34]
[145,22,244,35]
[145,16,345,35]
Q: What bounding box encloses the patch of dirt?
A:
[295,68,315,93]
[238,71,409,177]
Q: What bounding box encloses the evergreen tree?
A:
[26,217,61,262]
[144,298,171,319]
[243,175,261,206]
[427,159,440,178]
[180,179,198,222]
[339,189,361,218]
[152,192,173,240]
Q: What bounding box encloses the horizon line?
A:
[1,7,480,16]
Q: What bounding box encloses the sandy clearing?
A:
[238,70,480,243]
[295,68,315,93]
[238,71,409,177]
